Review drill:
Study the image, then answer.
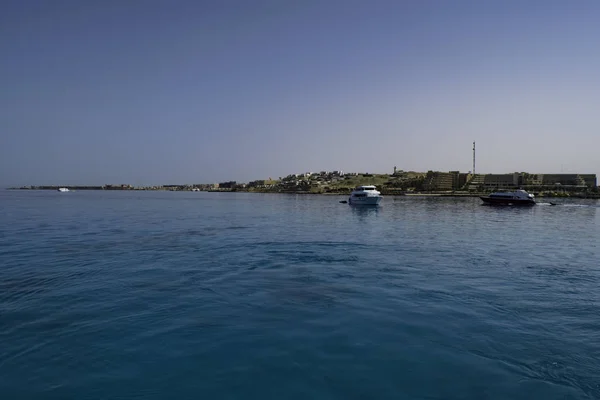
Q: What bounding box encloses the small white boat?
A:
[348,185,382,205]
[58,187,70,192]
[480,189,535,205]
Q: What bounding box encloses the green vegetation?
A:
[330,174,389,190]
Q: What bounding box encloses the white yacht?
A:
[58,187,70,192]
[348,185,382,205]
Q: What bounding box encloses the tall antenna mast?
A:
[472,141,476,175]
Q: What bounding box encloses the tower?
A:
[472,141,476,175]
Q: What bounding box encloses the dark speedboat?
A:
[480,189,535,206]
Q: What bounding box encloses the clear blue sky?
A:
[1,0,599,186]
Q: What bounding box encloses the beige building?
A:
[536,174,596,187]
[468,173,597,190]
[423,171,471,191]
[482,173,522,189]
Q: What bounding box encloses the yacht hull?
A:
[348,196,382,206]
[480,197,535,206]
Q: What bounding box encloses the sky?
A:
[1,0,599,186]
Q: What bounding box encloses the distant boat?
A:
[348,185,382,205]
[480,189,535,206]
[58,187,70,192]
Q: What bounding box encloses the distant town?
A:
[9,168,600,198]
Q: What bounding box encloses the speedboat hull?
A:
[480,197,535,206]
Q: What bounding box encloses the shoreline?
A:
[6,187,600,199]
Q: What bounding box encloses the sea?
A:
[1,190,599,399]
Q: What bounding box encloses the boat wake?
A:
[537,202,598,208]
[560,203,598,208]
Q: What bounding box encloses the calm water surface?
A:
[1,191,599,399]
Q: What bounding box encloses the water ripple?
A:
[0,191,599,399]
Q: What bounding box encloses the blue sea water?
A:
[1,190,599,399]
